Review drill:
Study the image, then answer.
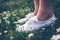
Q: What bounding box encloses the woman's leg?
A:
[16,0,56,32]
[36,0,53,21]
[34,0,39,15]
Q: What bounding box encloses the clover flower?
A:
[51,34,60,40]
[28,33,34,38]
[56,28,60,32]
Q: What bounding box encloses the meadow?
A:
[0,0,60,40]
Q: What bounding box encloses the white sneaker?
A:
[16,14,56,32]
[14,12,34,23]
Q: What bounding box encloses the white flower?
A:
[28,33,34,38]
[51,34,60,40]
[4,30,8,33]
[42,28,45,30]
[56,28,60,32]
[3,11,6,14]
[0,33,2,35]
[10,36,14,39]
[3,17,8,19]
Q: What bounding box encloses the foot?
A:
[14,12,34,23]
[16,14,56,32]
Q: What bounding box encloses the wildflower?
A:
[4,30,8,33]
[3,11,6,14]
[42,28,45,30]
[10,36,14,40]
[28,33,34,38]
[3,17,8,19]
[56,28,60,32]
[0,33,2,35]
[51,34,60,40]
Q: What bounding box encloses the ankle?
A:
[34,10,38,16]
[36,13,53,21]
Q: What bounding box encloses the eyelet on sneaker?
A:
[33,20,37,24]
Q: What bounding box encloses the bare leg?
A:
[36,0,53,21]
[16,0,56,32]
[34,0,39,15]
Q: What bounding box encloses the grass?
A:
[0,0,60,40]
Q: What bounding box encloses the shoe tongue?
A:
[34,16,42,22]
[33,16,38,21]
